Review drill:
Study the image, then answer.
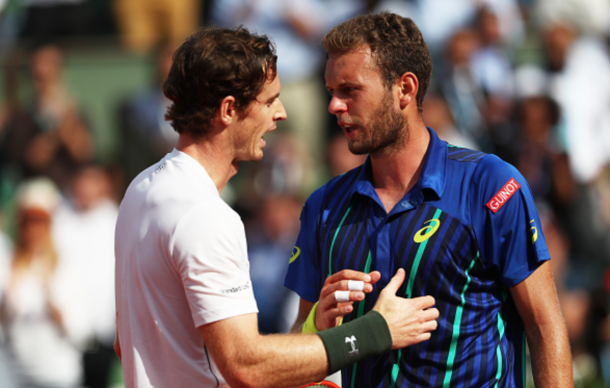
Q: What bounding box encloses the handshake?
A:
[308,268,439,350]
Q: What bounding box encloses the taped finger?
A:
[347,280,364,291]
[334,290,350,302]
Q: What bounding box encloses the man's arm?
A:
[199,268,438,388]
[200,312,329,388]
[510,261,573,387]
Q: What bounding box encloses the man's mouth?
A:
[339,121,358,135]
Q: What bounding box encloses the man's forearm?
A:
[527,319,573,387]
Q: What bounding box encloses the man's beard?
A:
[347,92,406,157]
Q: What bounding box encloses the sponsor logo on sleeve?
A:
[289,246,301,263]
[486,178,521,213]
[530,220,538,243]
[413,218,441,243]
[220,282,251,294]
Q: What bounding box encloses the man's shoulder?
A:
[120,156,230,229]
[472,152,521,186]
[445,145,516,182]
[321,166,362,196]
[299,167,362,224]
[446,144,487,165]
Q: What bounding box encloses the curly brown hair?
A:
[322,13,431,112]
[163,26,277,136]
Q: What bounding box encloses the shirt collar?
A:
[420,127,447,199]
[349,127,447,204]
[165,148,220,197]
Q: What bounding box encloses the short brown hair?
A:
[322,13,431,112]
[163,26,277,136]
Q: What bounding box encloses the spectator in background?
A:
[230,133,312,218]
[436,27,491,151]
[421,92,479,150]
[511,94,596,379]
[0,211,18,388]
[246,194,303,334]
[0,51,32,207]
[0,211,11,309]
[118,44,179,183]
[470,5,516,161]
[513,95,561,202]
[515,5,610,377]
[0,178,83,388]
[0,45,94,191]
[19,0,95,41]
[113,0,200,53]
[52,164,119,388]
[531,0,610,185]
[27,45,94,190]
[532,0,610,317]
[471,6,515,101]
[372,0,524,58]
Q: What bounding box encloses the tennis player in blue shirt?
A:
[285,12,572,388]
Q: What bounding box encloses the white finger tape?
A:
[347,280,364,291]
[334,290,350,303]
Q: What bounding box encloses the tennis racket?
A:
[299,381,341,387]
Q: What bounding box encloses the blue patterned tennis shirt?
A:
[285,127,550,388]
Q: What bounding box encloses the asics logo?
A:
[414,219,441,243]
[530,220,538,243]
[289,246,301,263]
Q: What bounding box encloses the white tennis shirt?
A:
[115,149,258,387]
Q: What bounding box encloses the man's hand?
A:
[373,268,439,349]
[315,270,381,330]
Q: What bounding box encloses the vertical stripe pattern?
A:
[303,144,526,388]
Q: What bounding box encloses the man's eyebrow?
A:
[265,93,280,103]
[327,81,361,90]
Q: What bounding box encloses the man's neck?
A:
[370,123,430,213]
[176,132,237,195]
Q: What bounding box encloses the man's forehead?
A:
[325,46,380,82]
[257,74,281,99]
[327,45,374,63]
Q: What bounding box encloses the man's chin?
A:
[242,153,264,162]
[348,142,370,155]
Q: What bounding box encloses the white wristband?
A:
[347,280,364,291]
[334,290,350,302]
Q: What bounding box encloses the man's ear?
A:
[396,72,419,109]
[219,95,238,126]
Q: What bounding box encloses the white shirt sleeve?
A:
[170,202,258,327]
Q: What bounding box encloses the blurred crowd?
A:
[0,0,610,387]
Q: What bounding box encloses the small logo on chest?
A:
[413,218,441,243]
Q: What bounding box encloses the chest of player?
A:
[317,200,497,302]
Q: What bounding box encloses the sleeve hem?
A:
[194,304,259,327]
